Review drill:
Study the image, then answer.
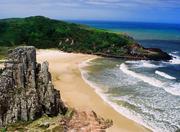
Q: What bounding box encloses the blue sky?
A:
[0,0,180,23]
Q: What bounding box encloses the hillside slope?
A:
[0,16,171,60]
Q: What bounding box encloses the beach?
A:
[37,49,149,132]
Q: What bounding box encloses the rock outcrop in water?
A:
[0,46,66,127]
[95,43,172,61]
[126,44,172,61]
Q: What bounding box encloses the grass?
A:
[2,108,74,132]
[0,46,12,59]
[5,115,63,132]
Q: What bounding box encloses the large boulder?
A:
[0,46,66,127]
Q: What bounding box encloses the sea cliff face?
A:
[0,46,66,127]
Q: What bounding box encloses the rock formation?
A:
[60,110,113,132]
[0,46,66,127]
[126,43,172,61]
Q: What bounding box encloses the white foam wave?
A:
[126,60,162,68]
[79,57,97,68]
[155,70,176,80]
[140,61,161,68]
[120,63,164,87]
[120,63,180,96]
[169,53,180,64]
[79,63,155,131]
[165,83,180,97]
[125,61,139,64]
[79,59,180,131]
[172,51,179,54]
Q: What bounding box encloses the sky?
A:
[0,0,180,24]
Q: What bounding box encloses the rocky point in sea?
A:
[0,46,67,127]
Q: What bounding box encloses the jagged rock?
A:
[0,46,66,127]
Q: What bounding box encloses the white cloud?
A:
[0,0,179,23]
[85,0,180,8]
[0,0,179,9]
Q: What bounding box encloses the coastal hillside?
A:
[0,16,134,53]
[0,16,171,60]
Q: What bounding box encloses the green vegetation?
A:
[0,16,135,57]
[5,115,63,132]
[3,108,74,132]
[0,46,12,59]
[0,127,7,132]
[0,16,168,60]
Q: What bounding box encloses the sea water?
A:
[76,21,180,132]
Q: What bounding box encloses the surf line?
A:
[155,70,176,80]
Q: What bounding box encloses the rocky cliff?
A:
[0,46,66,127]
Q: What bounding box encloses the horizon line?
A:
[0,15,180,25]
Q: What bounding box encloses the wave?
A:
[172,51,179,54]
[125,61,139,64]
[155,70,176,80]
[120,63,180,96]
[79,59,180,132]
[126,60,162,68]
[120,63,164,88]
[79,57,97,68]
[79,61,155,132]
[126,51,180,68]
[169,53,180,64]
[140,61,160,68]
[111,95,180,132]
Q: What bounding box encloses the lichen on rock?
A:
[0,46,66,127]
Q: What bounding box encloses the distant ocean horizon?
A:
[71,20,180,53]
[76,20,180,131]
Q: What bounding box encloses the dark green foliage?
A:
[0,16,135,55]
[0,127,7,132]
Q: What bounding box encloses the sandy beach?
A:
[37,49,150,132]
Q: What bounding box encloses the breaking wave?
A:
[169,53,180,64]
[120,63,180,96]
[155,70,176,80]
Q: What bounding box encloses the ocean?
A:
[75,21,180,131]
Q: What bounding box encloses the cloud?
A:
[85,0,180,8]
[0,0,179,9]
[0,0,179,23]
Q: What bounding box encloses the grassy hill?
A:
[0,16,171,60]
[0,16,135,55]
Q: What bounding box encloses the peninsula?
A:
[0,16,171,61]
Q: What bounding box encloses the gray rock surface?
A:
[0,46,66,127]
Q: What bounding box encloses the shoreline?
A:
[79,59,154,131]
[37,49,150,132]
